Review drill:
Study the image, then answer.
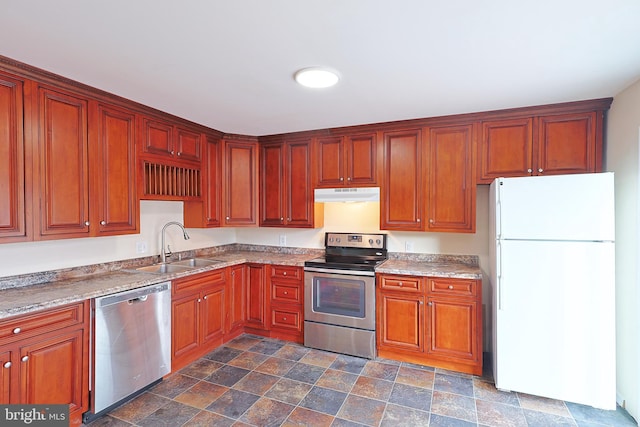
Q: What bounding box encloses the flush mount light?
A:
[294,67,340,88]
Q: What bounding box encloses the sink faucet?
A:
[161,222,190,264]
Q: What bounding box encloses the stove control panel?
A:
[325,233,386,249]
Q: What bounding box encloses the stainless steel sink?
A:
[135,263,195,274]
[171,258,224,268]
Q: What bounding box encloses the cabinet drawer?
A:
[270,265,302,281]
[379,275,423,292]
[428,278,478,297]
[271,307,302,331]
[173,269,226,296]
[271,283,302,304]
[0,302,86,345]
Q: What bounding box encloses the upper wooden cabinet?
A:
[381,128,425,231]
[184,135,222,228]
[0,71,27,242]
[222,138,258,226]
[138,116,202,164]
[260,137,322,228]
[477,109,604,183]
[88,102,138,236]
[315,133,379,188]
[425,124,475,233]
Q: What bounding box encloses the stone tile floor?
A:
[85,334,636,426]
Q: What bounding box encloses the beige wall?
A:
[607,77,640,420]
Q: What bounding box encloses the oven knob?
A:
[335,238,341,243]
[369,239,373,245]
[376,239,381,245]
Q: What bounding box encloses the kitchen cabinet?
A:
[139,116,202,163]
[226,264,246,339]
[171,269,226,372]
[245,263,269,332]
[268,265,304,343]
[222,138,258,226]
[0,302,89,427]
[477,111,601,183]
[0,71,27,242]
[380,128,424,231]
[376,274,482,375]
[88,102,138,236]
[260,137,322,228]
[184,135,222,228]
[315,133,379,188]
[425,124,475,233]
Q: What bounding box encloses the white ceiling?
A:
[2,1,640,136]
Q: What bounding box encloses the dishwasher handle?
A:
[97,282,171,308]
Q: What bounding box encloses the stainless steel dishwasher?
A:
[85,281,171,422]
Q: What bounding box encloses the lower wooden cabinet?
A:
[268,265,304,343]
[0,302,89,427]
[376,274,482,375]
[226,264,246,339]
[245,263,269,332]
[171,269,226,372]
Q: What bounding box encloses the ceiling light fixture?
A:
[294,67,340,88]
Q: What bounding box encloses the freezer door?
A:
[494,239,615,409]
[497,173,614,241]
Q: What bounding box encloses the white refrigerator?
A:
[490,172,616,410]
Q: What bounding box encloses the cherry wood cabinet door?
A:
[426,125,475,233]
[223,140,257,226]
[477,118,533,183]
[140,116,173,157]
[36,86,90,239]
[201,285,225,344]
[286,139,313,227]
[427,296,479,363]
[245,264,268,331]
[381,129,424,230]
[0,350,11,403]
[0,72,26,242]
[377,291,424,353]
[184,136,221,227]
[90,103,137,236]
[315,136,344,187]
[260,142,285,226]
[171,295,200,363]
[19,329,85,414]
[537,112,597,175]
[346,133,378,186]
[175,126,202,163]
[227,265,246,336]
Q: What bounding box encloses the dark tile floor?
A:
[85,334,636,427]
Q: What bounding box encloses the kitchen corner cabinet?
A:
[184,135,222,228]
[477,111,601,183]
[376,274,482,375]
[425,124,475,233]
[381,128,425,230]
[268,265,304,343]
[315,133,379,188]
[222,138,258,226]
[260,137,322,228]
[0,301,90,427]
[0,71,27,242]
[171,269,226,372]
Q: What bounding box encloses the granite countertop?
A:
[0,246,483,320]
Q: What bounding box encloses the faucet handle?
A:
[165,244,172,259]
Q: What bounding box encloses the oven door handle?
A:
[303,266,375,277]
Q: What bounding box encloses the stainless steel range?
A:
[304,232,387,359]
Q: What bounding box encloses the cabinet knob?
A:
[197,298,202,303]
[13,327,20,334]
[417,218,421,223]
[171,151,175,155]
[428,302,433,306]
[85,221,90,226]
[284,291,288,294]
[347,177,351,181]
[538,168,543,173]
[226,216,230,220]
[283,272,287,276]
[398,282,403,287]
[177,152,182,156]
[3,361,11,368]
[429,219,434,224]
[203,295,207,300]
[283,317,287,321]
[100,220,106,225]
[527,168,533,173]
[21,356,29,363]
[339,177,344,181]
[448,285,454,289]
[280,217,284,221]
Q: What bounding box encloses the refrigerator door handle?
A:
[497,240,503,310]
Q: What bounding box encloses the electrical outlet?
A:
[136,241,148,254]
[279,235,287,246]
[405,241,414,252]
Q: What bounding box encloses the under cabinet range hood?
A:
[314,187,380,202]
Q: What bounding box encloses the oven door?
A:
[304,266,375,330]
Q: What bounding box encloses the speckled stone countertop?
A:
[0,245,482,320]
